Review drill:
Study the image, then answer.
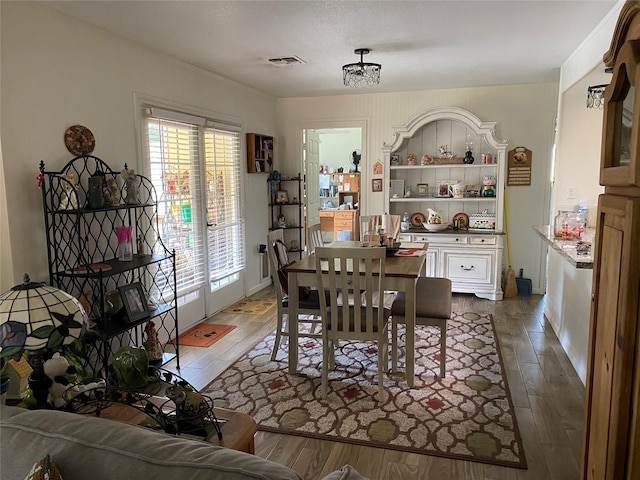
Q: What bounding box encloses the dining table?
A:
[286,240,427,388]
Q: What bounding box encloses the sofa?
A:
[0,405,367,480]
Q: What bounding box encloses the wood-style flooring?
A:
[165,288,585,480]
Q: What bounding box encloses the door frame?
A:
[298,118,369,246]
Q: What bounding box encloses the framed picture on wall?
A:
[372,179,383,192]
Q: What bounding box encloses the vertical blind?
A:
[144,108,244,295]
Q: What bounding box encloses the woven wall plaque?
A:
[507,147,532,186]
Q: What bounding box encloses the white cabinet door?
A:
[442,249,494,285]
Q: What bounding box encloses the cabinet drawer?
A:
[319,211,334,218]
[469,236,497,245]
[334,211,354,220]
[414,234,468,245]
[334,219,353,229]
[442,251,493,284]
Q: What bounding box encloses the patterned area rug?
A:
[203,312,527,468]
[171,323,236,347]
[222,297,276,315]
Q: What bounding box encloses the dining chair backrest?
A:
[314,246,387,337]
[267,229,286,302]
[307,223,324,255]
[360,215,401,241]
[360,215,381,241]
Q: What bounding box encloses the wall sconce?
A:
[587,84,607,109]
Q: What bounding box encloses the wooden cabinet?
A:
[398,231,504,300]
[247,133,273,173]
[582,4,640,479]
[319,209,359,241]
[383,107,507,300]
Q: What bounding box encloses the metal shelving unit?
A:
[39,155,179,378]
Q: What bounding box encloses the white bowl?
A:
[422,222,450,232]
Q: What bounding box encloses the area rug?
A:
[222,297,276,315]
[170,323,236,347]
[203,312,527,468]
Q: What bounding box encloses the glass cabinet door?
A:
[601,40,640,186]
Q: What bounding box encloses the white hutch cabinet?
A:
[382,107,507,300]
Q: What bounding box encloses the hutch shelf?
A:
[39,155,179,379]
[382,107,507,300]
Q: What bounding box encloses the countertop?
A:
[533,225,594,269]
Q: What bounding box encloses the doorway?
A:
[302,125,364,246]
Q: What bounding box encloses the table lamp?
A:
[0,274,88,407]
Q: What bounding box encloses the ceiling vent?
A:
[268,56,306,66]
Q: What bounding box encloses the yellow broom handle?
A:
[504,190,512,266]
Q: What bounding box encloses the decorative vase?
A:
[115,226,134,261]
[464,149,475,164]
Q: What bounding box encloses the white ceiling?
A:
[39,0,618,98]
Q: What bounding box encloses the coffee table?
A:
[94,401,257,454]
[64,368,257,454]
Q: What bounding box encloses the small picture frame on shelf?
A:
[417,183,429,197]
[372,178,383,192]
[276,191,289,204]
[437,182,450,197]
[118,282,151,323]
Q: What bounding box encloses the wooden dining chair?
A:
[267,229,323,361]
[390,276,452,378]
[360,215,401,242]
[307,222,324,255]
[314,246,391,401]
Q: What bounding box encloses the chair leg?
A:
[439,321,447,378]
[379,336,388,402]
[322,336,329,399]
[391,318,400,372]
[270,312,285,361]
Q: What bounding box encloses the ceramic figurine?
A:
[482,175,496,197]
[122,168,140,205]
[58,173,79,210]
[421,154,431,165]
[144,321,163,362]
[406,153,416,165]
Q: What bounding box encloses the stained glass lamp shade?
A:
[0,274,88,406]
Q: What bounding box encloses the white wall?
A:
[553,65,608,219]
[276,84,560,293]
[318,129,362,170]
[0,2,276,298]
[542,0,622,384]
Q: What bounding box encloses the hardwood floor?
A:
[165,288,585,480]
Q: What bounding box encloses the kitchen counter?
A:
[533,225,594,269]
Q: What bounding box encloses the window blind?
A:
[145,116,206,295]
[143,106,245,295]
[204,127,245,282]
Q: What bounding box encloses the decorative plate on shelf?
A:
[64,125,95,156]
[452,212,469,229]
[409,212,426,229]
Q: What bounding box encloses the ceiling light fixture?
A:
[586,84,607,109]
[342,48,381,88]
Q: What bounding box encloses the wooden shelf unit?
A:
[247,133,273,174]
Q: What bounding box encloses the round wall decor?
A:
[64,125,95,156]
